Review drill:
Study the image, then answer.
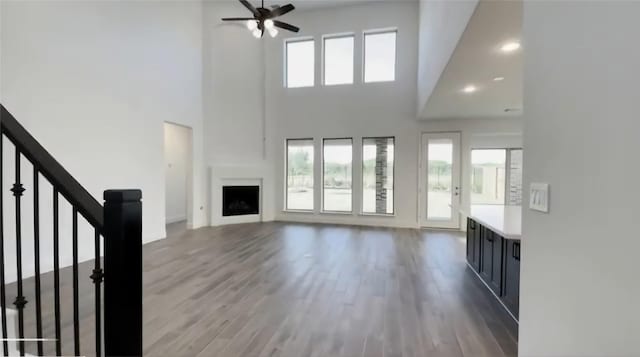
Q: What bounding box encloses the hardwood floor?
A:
[11,222,517,357]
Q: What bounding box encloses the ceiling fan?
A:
[222,0,300,38]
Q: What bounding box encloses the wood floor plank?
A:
[7,221,518,356]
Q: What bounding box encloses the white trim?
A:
[165,215,187,224]
[321,137,354,213]
[362,28,398,83]
[358,213,395,218]
[419,132,462,229]
[320,211,353,216]
[282,209,314,214]
[284,37,315,88]
[275,214,418,229]
[321,33,355,86]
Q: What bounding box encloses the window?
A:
[362,137,394,214]
[364,30,397,83]
[286,139,314,210]
[471,149,523,205]
[323,138,353,212]
[286,39,315,88]
[323,35,354,86]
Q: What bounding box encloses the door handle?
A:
[454,186,460,196]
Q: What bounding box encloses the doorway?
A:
[420,132,461,229]
[164,122,193,236]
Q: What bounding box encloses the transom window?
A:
[364,30,397,83]
[323,35,354,86]
[285,39,315,88]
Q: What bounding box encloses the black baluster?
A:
[53,189,62,356]
[33,169,44,356]
[73,208,80,356]
[0,135,8,356]
[91,229,104,357]
[12,149,27,356]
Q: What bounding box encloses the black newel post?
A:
[103,189,143,357]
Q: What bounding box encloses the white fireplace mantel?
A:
[210,171,263,226]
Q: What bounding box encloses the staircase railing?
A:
[1,104,142,357]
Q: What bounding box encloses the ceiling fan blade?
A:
[239,0,260,17]
[269,4,294,18]
[274,20,299,33]
[221,17,255,21]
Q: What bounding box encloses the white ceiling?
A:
[261,0,407,11]
[422,0,523,120]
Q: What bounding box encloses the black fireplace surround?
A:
[222,186,260,217]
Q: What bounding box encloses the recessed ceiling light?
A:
[462,85,477,94]
[493,77,505,81]
[501,41,521,53]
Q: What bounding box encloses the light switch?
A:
[529,183,549,213]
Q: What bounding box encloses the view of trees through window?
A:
[323,139,352,212]
[362,137,394,214]
[426,140,453,219]
[471,149,506,204]
[286,139,314,210]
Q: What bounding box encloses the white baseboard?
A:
[275,213,419,229]
[166,215,187,224]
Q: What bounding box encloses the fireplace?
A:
[222,186,260,217]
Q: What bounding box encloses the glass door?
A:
[420,132,461,229]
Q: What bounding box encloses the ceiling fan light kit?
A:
[222,0,300,39]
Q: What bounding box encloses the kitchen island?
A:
[463,205,521,321]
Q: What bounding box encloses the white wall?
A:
[519,1,640,355]
[264,2,523,228]
[417,0,477,118]
[164,123,192,224]
[203,1,265,165]
[0,0,206,282]
[202,1,277,225]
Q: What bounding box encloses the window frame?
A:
[285,138,315,212]
[363,28,398,84]
[361,136,396,216]
[505,148,523,205]
[470,147,523,205]
[321,137,354,213]
[322,33,355,86]
[284,37,316,89]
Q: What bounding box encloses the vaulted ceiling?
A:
[422,0,523,119]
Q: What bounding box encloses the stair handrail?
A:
[0,104,104,230]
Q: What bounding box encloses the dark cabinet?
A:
[466,218,520,321]
[480,227,503,295]
[466,219,481,271]
[502,239,521,319]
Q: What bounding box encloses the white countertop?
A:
[462,205,522,240]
